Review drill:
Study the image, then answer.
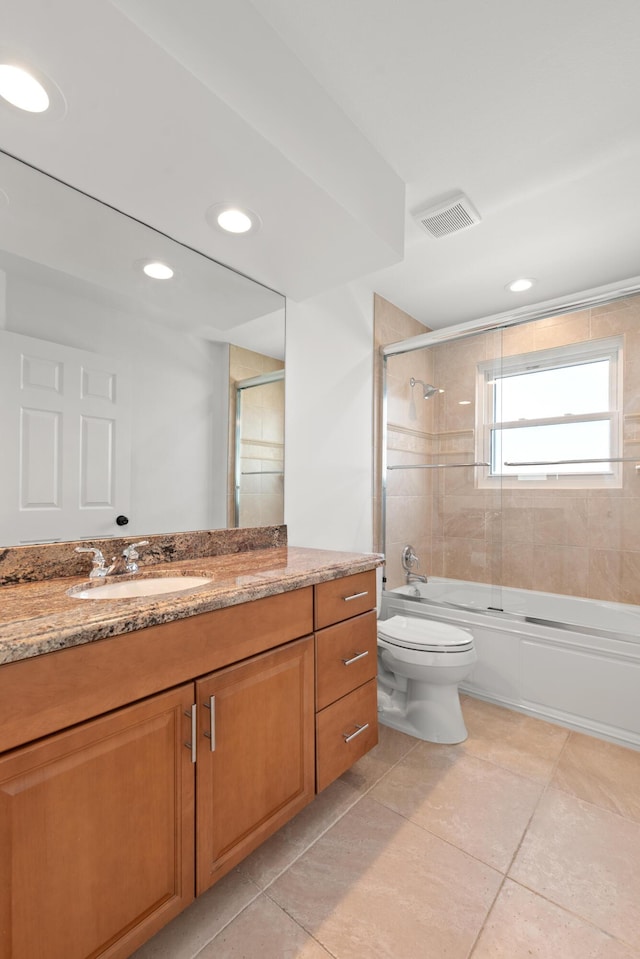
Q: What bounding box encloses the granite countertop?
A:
[0,546,383,667]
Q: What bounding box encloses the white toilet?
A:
[377,615,476,744]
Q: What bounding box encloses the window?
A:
[476,337,623,489]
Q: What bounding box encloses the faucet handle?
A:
[122,540,149,561]
[122,540,149,573]
[75,546,116,578]
[401,545,419,571]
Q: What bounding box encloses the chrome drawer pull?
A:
[203,695,216,751]
[342,650,369,666]
[184,705,197,763]
[343,722,369,744]
[343,590,368,602]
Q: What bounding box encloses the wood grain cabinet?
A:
[195,636,315,895]
[314,570,379,791]
[0,685,195,959]
[0,571,378,959]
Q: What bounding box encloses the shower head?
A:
[410,377,443,400]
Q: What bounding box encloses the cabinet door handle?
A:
[342,650,369,666]
[343,590,368,602]
[343,722,369,744]
[184,705,197,763]
[203,695,216,751]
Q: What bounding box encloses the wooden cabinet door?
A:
[0,685,195,959]
[196,636,315,895]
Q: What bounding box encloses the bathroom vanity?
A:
[0,531,381,959]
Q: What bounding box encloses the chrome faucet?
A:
[75,546,116,578]
[406,571,428,585]
[401,544,428,585]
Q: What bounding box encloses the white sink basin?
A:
[68,575,211,600]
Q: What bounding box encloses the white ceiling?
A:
[3,0,640,330]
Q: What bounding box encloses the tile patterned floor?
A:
[132,696,640,959]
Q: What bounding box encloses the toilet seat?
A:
[378,615,474,653]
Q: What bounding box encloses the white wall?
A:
[285,283,374,552]
[6,272,228,538]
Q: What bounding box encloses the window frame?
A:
[475,336,624,490]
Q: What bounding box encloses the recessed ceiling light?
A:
[206,203,261,235]
[143,261,174,280]
[0,64,49,112]
[507,277,535,293]
[458,400,472,405]
[217,208,252,233]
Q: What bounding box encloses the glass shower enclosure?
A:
[381,292,640,612]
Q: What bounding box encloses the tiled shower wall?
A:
[377,293,640,605]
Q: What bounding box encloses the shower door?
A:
[382,327,504,606]
[381,292,640,610]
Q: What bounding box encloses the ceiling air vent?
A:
[413,192,481,238]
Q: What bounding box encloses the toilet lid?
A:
[378,615,474,651]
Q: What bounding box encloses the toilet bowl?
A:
[377,615,476,744]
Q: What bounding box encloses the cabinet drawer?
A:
[316,610,377,711]
[314,569,376,630]
[316,679,378,791]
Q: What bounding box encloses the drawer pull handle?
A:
[203,695,216,751]
[184,705,197,763]
[343,722,370,744]
[343,590,369,602]
[342,650,369,666]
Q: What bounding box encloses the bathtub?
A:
[381,578,640,749]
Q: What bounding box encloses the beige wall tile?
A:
[588,549,625,602]
[530,545,589,596]
[500,544,535,589]
[621,550,640,605]
[532,311,591,350]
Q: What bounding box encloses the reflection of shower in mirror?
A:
[410,377,444,399]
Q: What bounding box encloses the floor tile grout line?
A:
[421,739,567,787]
[190,724,640,959]
[261,890,340,959]
[363,789,509,877]
[544,731,640,825]
[499,727,570,880]
[189,881,265,959]
[465,873,509,959]
[194,741,427,953]
[504,876,640,954]
[464,730,574,959]
[251,740,423,895]
[467,730,592,958]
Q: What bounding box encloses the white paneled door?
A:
[0,331,131,545]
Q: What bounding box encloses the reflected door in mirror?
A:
[0,331,131,544]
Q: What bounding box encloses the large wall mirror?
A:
[0,150,285,547]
